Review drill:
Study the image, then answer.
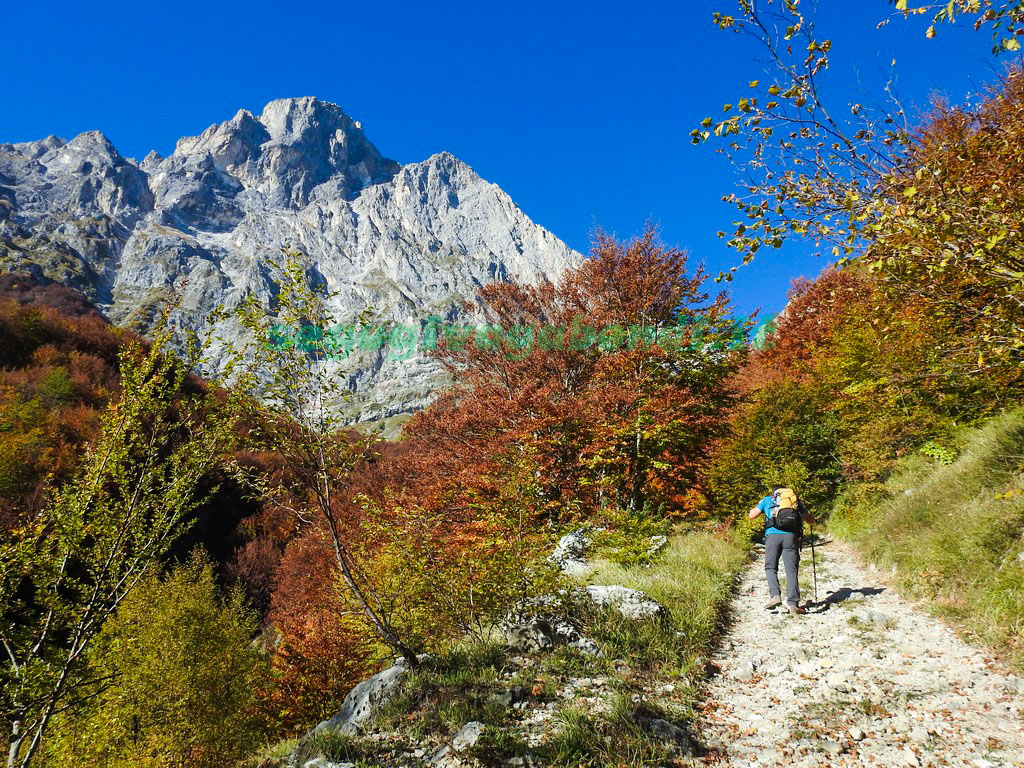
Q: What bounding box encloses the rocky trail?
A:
[694,538,1024,768]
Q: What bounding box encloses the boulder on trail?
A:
[733,660,756,682]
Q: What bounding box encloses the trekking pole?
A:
[809,523,818,604]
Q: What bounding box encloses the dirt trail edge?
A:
[693,539,1024,768]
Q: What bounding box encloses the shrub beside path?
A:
[693,539,1024,768]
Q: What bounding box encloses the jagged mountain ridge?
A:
[0,97,580,430]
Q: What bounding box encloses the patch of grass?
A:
[507,669,558,702]
[238,738,299,768]
[539,644,613,676]
[585,531,748,679]
[582,603,683,670]
[853,698,889,718]
[425,640,508,681]
[537,694,683,768]
[374,640,510,739]
[463,728,531,767]
[247,729,388,767]
[830,408,1024,668]
[292,729,372,765]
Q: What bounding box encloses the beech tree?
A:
[40,556,265,768]
[227,252,421,667]
[695,0,1021,274]
[1,327,240,768]
[694,1,1024,370]
[864,69,1024,369]
[408,226,748,522]
[879,0,1024,51]
[351,447,557,648]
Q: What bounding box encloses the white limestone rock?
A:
[505,621,556,654]
[550,528,592,575]
[451,721,484,752]
[584,585,665,620]
[312,658,409,736]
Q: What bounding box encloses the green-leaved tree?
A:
[1,327,240,768]
[40,555,265,768]
[226,251,420,667]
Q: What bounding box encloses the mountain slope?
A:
[0,97,580,429]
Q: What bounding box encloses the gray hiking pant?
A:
[765,533,800,604]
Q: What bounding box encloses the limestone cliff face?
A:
[0,97,580,431]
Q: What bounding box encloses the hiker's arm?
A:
[799,502,818,526]
[747,505,762,520]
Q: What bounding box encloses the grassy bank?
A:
[585,530,748,683]
[829,408,1024,669]
[504,527,749,766]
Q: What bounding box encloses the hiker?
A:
[747,487,818,614]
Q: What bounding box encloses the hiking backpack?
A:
[768,487,802,534]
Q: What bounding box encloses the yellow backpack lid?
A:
[774,487,798,509]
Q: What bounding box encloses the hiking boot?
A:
[786,602,805,615]
[765,596,782,609]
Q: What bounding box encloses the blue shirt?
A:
[759,495,788,536]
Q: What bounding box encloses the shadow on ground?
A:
[807,586,886,613]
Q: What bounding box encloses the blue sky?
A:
[1,1,1013,317]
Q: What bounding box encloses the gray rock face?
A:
[584,585,666,620]
[568,636,603,657]
[0,97,579,432]
[313,658,408,735]
[0,132,154,301]
[505,621,556,653]
[636,717,695,756]
[502,591,604,656]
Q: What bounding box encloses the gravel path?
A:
[694,538,1024,768]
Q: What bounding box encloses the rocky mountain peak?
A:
[165,97,399,208]
[258,96,347,141]
[64,129,120,159]
[172,108,270,173]
[3,135,65,160]
[0,98,580,433]
[0,129,151,230]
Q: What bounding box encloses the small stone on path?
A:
[822,739,843,755]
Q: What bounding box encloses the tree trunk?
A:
[7,721,23,768]
[321,512,420,669]
[335,553,420,668]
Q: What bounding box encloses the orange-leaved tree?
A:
[407,225,749,522]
